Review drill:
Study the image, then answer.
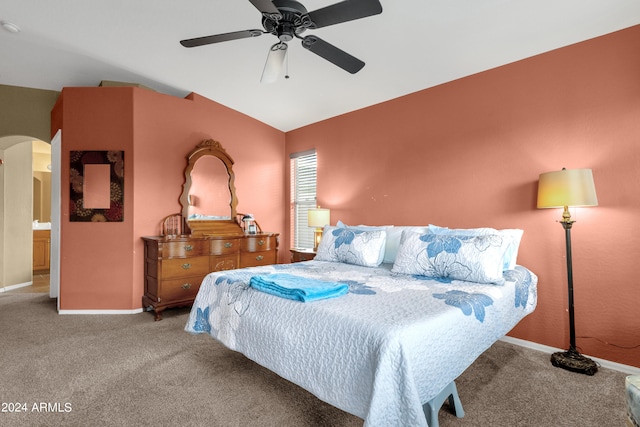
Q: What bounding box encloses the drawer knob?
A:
[184,244,193,251]
[255,255,264,261]
[181,263,191,269]
[258,240,265,246]
[224,242,233,248]
[181,283,192,290]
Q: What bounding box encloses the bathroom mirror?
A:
[179,139,242,236]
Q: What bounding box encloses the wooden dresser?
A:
[142,233,278,320]
[144,138,280,320]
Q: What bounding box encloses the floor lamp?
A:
[537,168,598,375]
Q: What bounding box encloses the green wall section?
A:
[0,84,60,142]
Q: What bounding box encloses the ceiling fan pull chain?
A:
[285,49,290,79]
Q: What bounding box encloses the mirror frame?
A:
[179,139,242,236]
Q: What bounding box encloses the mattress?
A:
[185,260,537,427]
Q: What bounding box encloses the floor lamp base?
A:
[550,349,598,376]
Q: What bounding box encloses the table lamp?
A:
[308,207,330,251]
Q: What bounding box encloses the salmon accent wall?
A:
[54,88,135,310]
[285,25,640,367]
[52,87,286,311]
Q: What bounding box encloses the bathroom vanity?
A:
[33,229,51,271]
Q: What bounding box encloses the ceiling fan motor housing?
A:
[262,0,312,41]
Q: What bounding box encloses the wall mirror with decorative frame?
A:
[70,150,124,222]
[179,139,243,236]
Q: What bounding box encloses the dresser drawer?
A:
[242,236,277,253]
[210,238,240,255]
[240,250,277,267]
[211,254,239,272]
[159,276,204,302]
[160,256,210,279]
[158,240,208,258]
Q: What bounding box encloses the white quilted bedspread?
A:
[185,261,537,427]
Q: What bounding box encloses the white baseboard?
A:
[500,336,640,375]
[58,308,144,315]
[0,282,33,293]
[1,286,143,315]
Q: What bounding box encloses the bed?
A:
[185,224,538,427]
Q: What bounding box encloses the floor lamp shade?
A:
[537,168,598,210]
[536,167,598,375]
[308,208,330,251]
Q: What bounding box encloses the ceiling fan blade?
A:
[180,29,263,48]
[301,35,364,74]
[261,43,288,83]
[248,0,282,20]
[307,0,382,29]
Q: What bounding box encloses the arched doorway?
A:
[0,135,58,298]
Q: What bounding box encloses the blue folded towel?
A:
[249,274,349,302]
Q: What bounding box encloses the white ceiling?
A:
[1,0,639,132]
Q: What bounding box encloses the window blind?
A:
[290,150,317,249]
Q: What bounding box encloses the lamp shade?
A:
[537,169,598,208]
[308,208,330,228]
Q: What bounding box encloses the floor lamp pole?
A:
[562,221,577,352]
[550,216,598,375]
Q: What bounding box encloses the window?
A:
[290,149,317,249]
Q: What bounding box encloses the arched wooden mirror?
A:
[179,139,243,236]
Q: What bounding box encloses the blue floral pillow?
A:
[315,226,387,267]
[391,230,511,285]
[428,224,524,270]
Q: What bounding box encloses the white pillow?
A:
[316,226,387,267]
[336,221,391,264]
[427,224,523,270]
[391,230,511,285]
[335,222,431,264]
[383,226,429,264]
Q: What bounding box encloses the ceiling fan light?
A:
[261,43,288,83]
[1,20,21,33]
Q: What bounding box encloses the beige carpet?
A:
[0,293,629,426]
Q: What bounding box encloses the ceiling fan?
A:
[180,0,383,83]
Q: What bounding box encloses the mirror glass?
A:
[179,139,239,235]
[83,164,111,209]
[187,155,231,219]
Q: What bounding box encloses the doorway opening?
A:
[0,134,59,301]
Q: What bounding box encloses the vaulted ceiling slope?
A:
[1,1,639,132]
